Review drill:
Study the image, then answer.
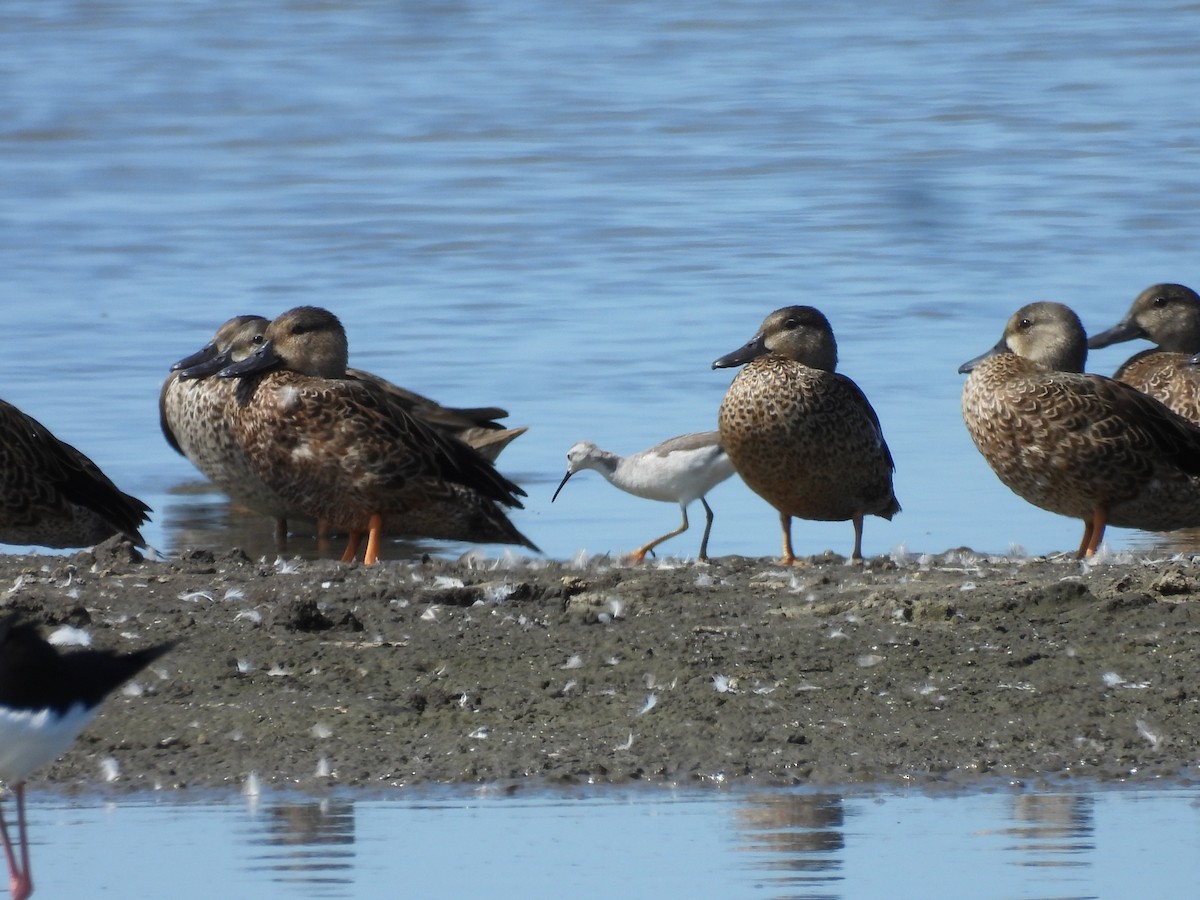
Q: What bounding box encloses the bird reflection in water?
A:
[244,799,356,893]
[733,793,844,896]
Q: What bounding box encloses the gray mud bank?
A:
[8,540,1200,795]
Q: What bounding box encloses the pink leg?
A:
[1,785,33,900]
[0,798,20,893]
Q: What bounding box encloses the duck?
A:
[0,399,149,549]
[160,316,300,548]
[216,306,537,563]
[960,301,1200,557]
[162,314,528,549]
[712,306,899,563]
[550,431,735,562]
[0,614,172,900]
[1086,283,1200,424]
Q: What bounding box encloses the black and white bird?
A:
[0,615,172,900]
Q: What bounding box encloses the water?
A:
[23,784,1200,898]
[2,0,1199,562]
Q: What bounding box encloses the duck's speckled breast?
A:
[161,372,298,519]
[718,356,896,522]
[1115,350,1200,426]
[961,354,1200,530]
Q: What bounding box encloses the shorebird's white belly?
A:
[0,703,96,786]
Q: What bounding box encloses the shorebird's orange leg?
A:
[629,506,690,563]
[340,531,363,563]
[363,513,385,565]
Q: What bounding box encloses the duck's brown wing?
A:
[1070,372,1200,477]
[274,377,527,509]
[347,368,509,433]
[0,399,150,542]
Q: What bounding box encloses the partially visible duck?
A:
[961,301,1200,557]
[217,306,536,563]
[712,306,899,563]
[0,399,148,549]
[1087,283,1200,424]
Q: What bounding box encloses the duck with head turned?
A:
[160,315,301,549]
[960,301,1200,558]
[217,306,537,564]
[712,306,899,564]
[1086,283,1200,424]
[162,313,529,551]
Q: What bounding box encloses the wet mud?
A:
[8,538,1200,795]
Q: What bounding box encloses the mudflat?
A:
[9,538,1200,794]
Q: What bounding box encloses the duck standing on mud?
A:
[961,301,1200,557]
[712,306,899,564]
[217,306,537,564]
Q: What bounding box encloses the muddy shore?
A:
[9,538,1200,796]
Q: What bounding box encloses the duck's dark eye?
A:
[251,334,264,345]
[783,318,798,330]
[1153,295,1168,307]
[1018,318,1033,330]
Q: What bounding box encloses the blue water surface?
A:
[2,0,1199,563]
[24,784,1200,899]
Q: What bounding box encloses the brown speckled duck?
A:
[712,306,899,563]
[162,314,529,549]
[216,306,537,563]
[0,399,149,548]
[160,315,300,547]
[1087,283,1200,424]
[960,301,1200,557]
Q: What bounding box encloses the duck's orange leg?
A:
[362,513,385,565]
[1079,507,1108,558]
[340,531,363,563]
[779,512,797,566]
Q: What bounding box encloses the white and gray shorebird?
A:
[0,615,173,900]
[551,431,736,562]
